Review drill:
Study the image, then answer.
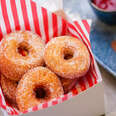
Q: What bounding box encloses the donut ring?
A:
[44,36,90,79]
[0,31,45,81]
[1,75,17,107]
[60,77,77,94]
[16,67,64,112]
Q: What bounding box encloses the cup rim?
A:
[89,0,116,13]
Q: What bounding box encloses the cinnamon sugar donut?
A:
[60,77,77,94]
[0,31,45,81]
[44,36,90,79]
[1,75,17,107]
[16,67,64,112]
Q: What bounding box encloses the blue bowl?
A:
[89,0,116,25]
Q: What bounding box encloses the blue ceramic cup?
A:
[89,0,116,25]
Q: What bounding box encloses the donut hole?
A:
[16,82,19,85]
[17,42,29,56]
[43,63,46,67]
[34,85,49,99]
[64,48,74,60]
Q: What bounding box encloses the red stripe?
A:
[9,110,14,115]
[89,51,97,78]
[10,0,20,30]
[1,104,6,110]
[90,65,97,84]
[52,100,58,105]
[22,110,28,114]
[52,13,58,37]
[41,7,49,43]
[8,112,14,115]
[32,105,38,111]
[67,30,80,40]
[91,71,97,84]
[42,102,48,108]
[0,95,6,110]
[78,77,86,91]
[20,0,30,30]
[1,0,11,33]
[13,109,19,115]
[86,72,93,87]
[68,22,82,40]
[82,20,90,34]
[67,27,81,40]
[31,1,41,37]
[74,21,90,46]
[62,94,68,101]
[88,52,98,84]
[2,105,7,110]
[72,87,78,96]
[0,27,3,41]
[61,19,67,35]
[93,60,98,79]
[91,56,98,81]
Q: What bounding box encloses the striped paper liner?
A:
[0,0,101,115]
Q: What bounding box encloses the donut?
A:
[44,36,90,79]
[0,31,45,81]
[16,67,64,112]
[1,75,17,107]
[60,77,77,94]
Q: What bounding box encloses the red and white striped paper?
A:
[0,0,101,115]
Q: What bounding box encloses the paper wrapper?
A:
[0,0,102,115]
[33,0,63,12]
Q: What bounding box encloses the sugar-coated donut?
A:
[60,77,77,94]
[1,75,17,107]
[44,36,90,79]
[0,31,45,81]
[16,67,64,112]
